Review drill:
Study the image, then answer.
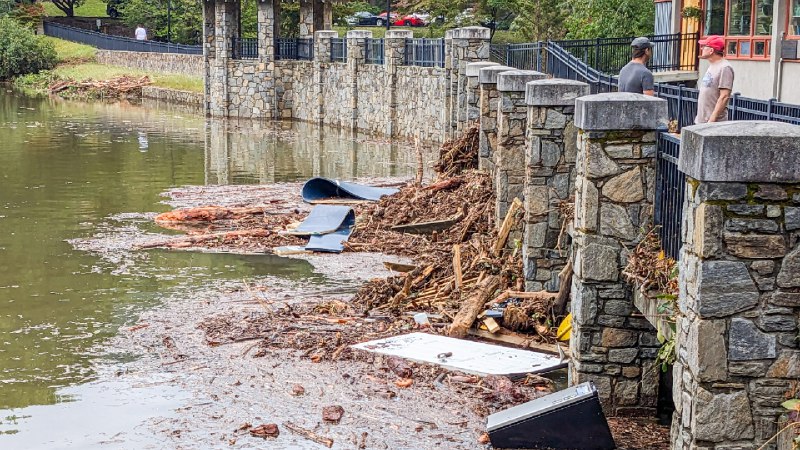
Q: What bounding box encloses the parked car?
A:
[395,14,426,27]
[345,11,383,26]
[376,12,400,26]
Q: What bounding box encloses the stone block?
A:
[346,29,373,38]
[697,260,759,318]
[680,121,800,182]
[691,388,755,442]
[479,65,514,84]
[497,70,546,92]
[574,93,667,131]
[777,243,800,288]
[729,318,777,361]
[725,218,780,233]
[755,184,789,201]
[599,203,638,241]
[314,30,340,39]
[766,351,800,378]
[465,61,498,77]
[450,26,492,40]
[692,203,724,258]
[786,207,800,231]
[384,30,413,39]
[602,167,644,203]
[574,234,621,281]
[526,79,590,106]
[723,232,787,259]
[600,328,639,347]
[727,204,765,216]
[608,348,638,363]
[758,314,797,332]
[696,182,749,201]
[615,379,640,405]
[544,109,568,129]
[575,177,599,231]
[685,319,727,382]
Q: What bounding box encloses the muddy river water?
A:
[0,90,423,447]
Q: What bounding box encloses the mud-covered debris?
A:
[284,421,334,448]
[387,356,413,379]
[394,378,413,388]
[291,384,306,396]
[483,375,528,404]
[249,423,279,438]
[322,405,345,423]
[478,432,490,444]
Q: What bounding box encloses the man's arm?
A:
[642,70,655,96]
[707,88,731,122]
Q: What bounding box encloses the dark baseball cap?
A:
[631,37,653,49]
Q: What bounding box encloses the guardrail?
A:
[404,38,445,68]
[43,21,202,54]
[276,38,313,61]
[233,38,257,59]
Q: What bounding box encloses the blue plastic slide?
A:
[301,178,399,203]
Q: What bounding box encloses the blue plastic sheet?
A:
[301,178,398,203]
[287,205,355,236]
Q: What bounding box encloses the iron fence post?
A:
[767,98,775,121]
[731,92,740,120]
[677,84,684,128]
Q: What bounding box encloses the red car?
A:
[394,14,426,27]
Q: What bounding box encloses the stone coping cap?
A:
[526,79,590,106]
[575,92,667,131]
[314,30,339,39]
[450,26,491,40]
[466,62,499,77]
[497,70,547,92]
[346,30,373,38]
[385,30,413,39]
[479,66,514,84]
[679,121,800,182]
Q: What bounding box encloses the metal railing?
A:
[505,42,546,72]
[233,38,258,59]
[331,38,347,63]
[489,44,507,64]
[365,38,384,65]
[553,32,698,75]
[405,38,445,68]
[654,132,685,260]
[43,21,202,54]
[276,38,313,61]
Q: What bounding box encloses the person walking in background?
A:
[618,37,655,96]
[135,24,147,41]
[695,35,734,123]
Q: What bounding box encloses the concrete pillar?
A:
[312,30,338,124]
[346,30,370,131]
[384,30,413,138]
[447,27,491,139]
[523,79,589,292]
[478,65,513,174]
[465,62,498,130]
[570,93,667,415]
[672,122,800,450]
[495,70,547,223]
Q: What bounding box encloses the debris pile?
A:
[49,75,152,99]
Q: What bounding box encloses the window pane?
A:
[792,0,800,35]
[728,0,753,35]
[727,40,738,55]
[740,41,751,55]
[705,0,727,35]
[754,40,766,55]
[755,0,773,35]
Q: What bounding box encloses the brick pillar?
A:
[570,93,667,415]
[447,26,491,139]
[495,70,546,223]
[384,30,413,138]
[312,30,338,125]
[672,122,800,450]
[346,30,370,131]
[465,62,498,130]
[523,79,589,292]
[477,65,512,174]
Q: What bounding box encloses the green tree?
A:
[0,16,57,79]
[509,0,567,41]
[49,0,85,17]
[120,0,202,44]
[563,0,655,39]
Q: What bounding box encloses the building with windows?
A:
[657,0,800,102]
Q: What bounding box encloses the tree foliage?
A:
[120,0,202,44]
[509,0,567,41]
[49,0,85,17]
[0,16,57,80]
[563,0,655,39]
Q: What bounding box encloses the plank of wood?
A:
[483,317,500,334]
[448,275,500,338]
[383,261,417,273]
[283,422,334,448]
[390,208,465,234]
[468,328,569,357]
[453,244,463,290]
[553,260,573,316]
[493,197,523,256]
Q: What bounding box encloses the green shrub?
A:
[0,17,57,80]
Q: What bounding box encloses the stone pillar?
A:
[672,122,800,450]
[523,79,589,292]
[299,0,314,37]
[257,0,275,63]
[384,30,413,138]
[203,0,216,114]
[495,70,547,223]
[208,0,240,116]
[465,62,498,130]
[447,27,491,139]
[312,30,338,124]
[346,30,370,131]
[570,93,667,415]
[478,65,512,174]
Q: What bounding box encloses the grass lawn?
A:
[52,63,204,92]
[44,36,97,62]
[42,0,108,17]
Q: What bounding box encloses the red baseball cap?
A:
[699,35,725,52]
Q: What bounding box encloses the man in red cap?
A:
[695,35,734,124]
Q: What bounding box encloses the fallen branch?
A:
[137,229,271,249]
[448,275,500,338]
[283,422,334,448]
[493,197,523,256]
[553,261,573,316]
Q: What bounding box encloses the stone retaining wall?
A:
[141,86,204,106]
[96,50,203,76]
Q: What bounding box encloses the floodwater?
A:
[0,90,420,446]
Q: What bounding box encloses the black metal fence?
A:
[331,38,347,63]
[43,21,202,54]
[489,44,507,64]
[506,42,545,72]
[276,38,313,61]
[405,38,445,68]
[233,38,257,59]
[654,132,685,260]
[554,32,698,75]
[365,38,384,65]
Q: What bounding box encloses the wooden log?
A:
[447,275,500,338]
[155,206,268,223]
[283,422,334,448]
[493,197,523,256]
[383,261,417,273]
[468,328,570,357]
[137,229,270,249]
[453,244,463,290]
[553,260,573,316]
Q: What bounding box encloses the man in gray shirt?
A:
[617,37,655,96]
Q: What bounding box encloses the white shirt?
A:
[135,27,146,41]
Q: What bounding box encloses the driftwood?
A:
[453,244,463,289]
[493,197,523,256]
[283,422,334,448]
[383,261,417,273]
[155,206,269,223]
[137,229,270,249]
[390,206,466,234]
[468,328,569,357]
[448,275,500,338]
[553,261,573,316]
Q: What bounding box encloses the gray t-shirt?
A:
[695,59,734,124]
[617,61,654,94]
